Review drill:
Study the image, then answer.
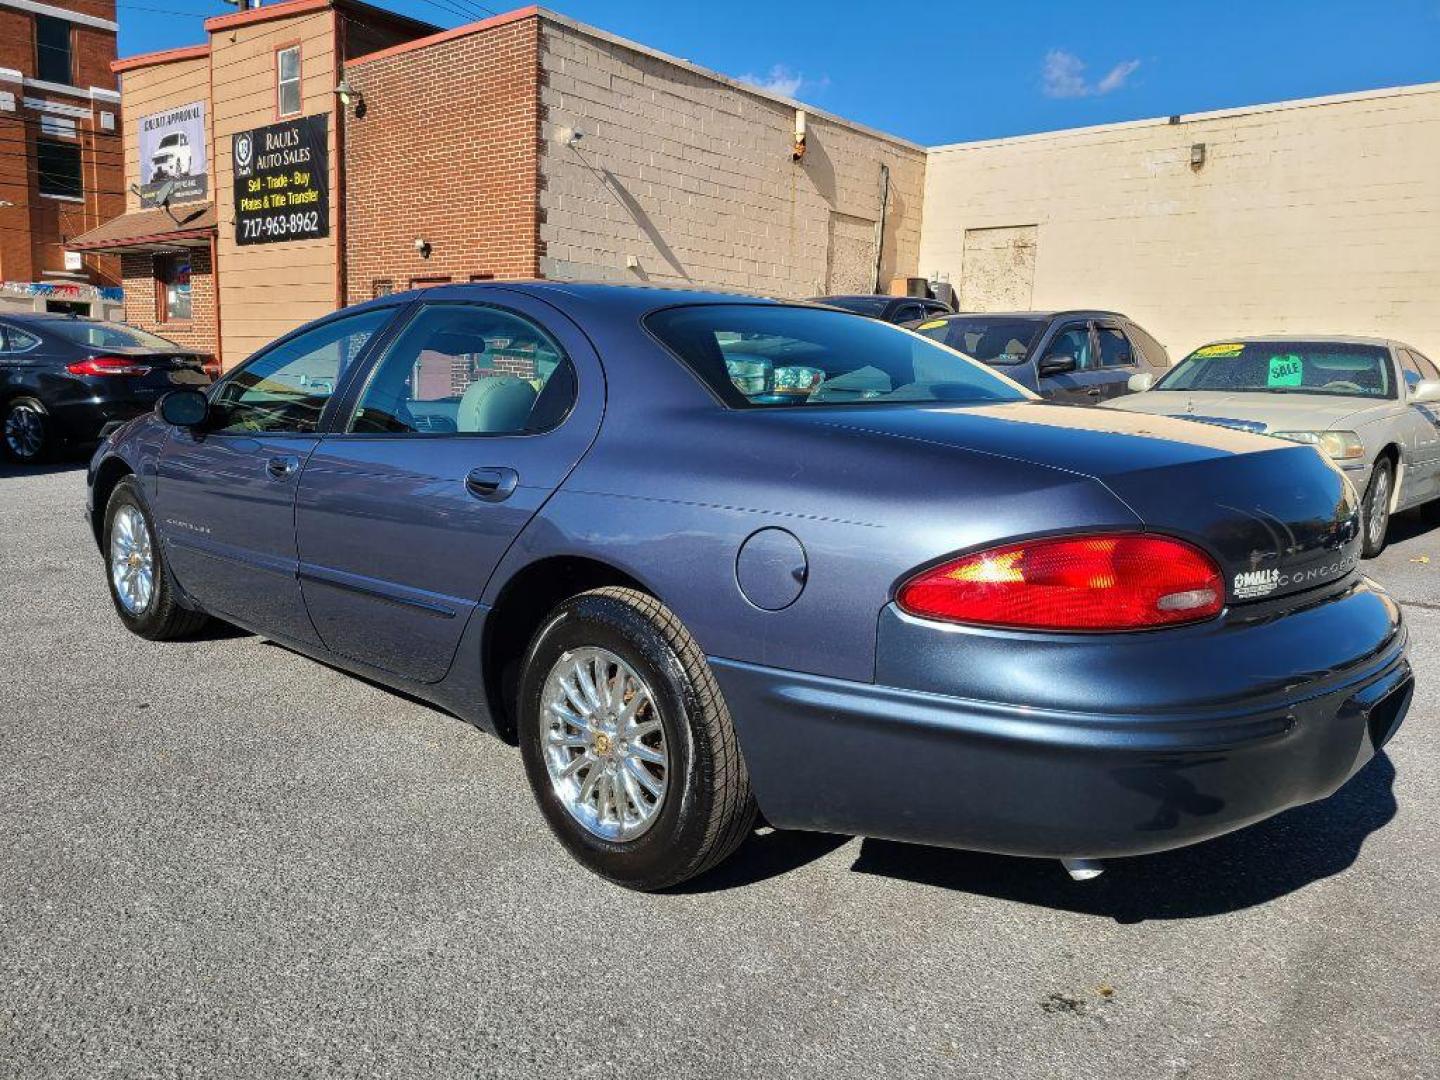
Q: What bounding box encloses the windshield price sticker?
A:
[233,114,329,246]
[917,319,948,331]
[1268,354,1304,387]
[1195,343,1245,358]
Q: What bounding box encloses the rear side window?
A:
[1126,323,1169,367]
[646,304,1026,408]
[350,303,575,435]
[0,324,41,354]
[1096,327,1134,367]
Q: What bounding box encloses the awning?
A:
[68,205,216,254]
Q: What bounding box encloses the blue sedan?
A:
[86,284,1411,890]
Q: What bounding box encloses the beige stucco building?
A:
[920,81,1440,361]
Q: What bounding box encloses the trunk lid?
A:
[790,401,1362,606]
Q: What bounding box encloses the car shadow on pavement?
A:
[672,827,855,893]
[845,754,1398,922]
[0,458,86,480]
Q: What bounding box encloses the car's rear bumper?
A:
[48,398,152,445]
[713,581,1410,860]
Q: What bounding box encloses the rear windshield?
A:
[46,321,181,352]
[813,296,889,317]
[912,316,1048,365]
[1155,341,1393,398]
[646,304,1027,409]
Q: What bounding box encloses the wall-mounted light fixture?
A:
[414,237,432,260]
[792,109,807,162]
[334,78,366,118]
[1190,142,1206,170]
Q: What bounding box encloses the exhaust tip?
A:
[1061,858,1105,882]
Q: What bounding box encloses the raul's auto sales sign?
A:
[232,114,329,245]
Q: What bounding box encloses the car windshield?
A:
[647,304,1027,409]
[1155,341,1394,398]
[911,316,1047,365]
[45,320,181,351]
[813,296,889,316]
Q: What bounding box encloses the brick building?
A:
[0,0,122,318]
[73,0,925,369]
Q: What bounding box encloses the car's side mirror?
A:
[1038,354,1076,377]
[158,388,210,428]
[1411,379,1440,404]
[1127,372,1154,393]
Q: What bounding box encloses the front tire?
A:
[1361,457,1394,558]
[104,477,210,640]
[518,587,757,891]
[1,397,51,464]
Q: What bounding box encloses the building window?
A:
[276,45,301,117]
[35,15,73,85]
[36,138,82,199]
[157,255,192,322]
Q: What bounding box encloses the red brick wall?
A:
[120,247,218,364]
[341,15,543,302]
[0,2,121,287]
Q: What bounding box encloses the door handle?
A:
[465,466,519,502]
[266,454,300,480]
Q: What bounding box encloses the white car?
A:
[1106,335,1440,556]
[150,132,192,181]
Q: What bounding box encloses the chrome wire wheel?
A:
[3,403,44,460]
[541,646,670,842]
[1368,466,1391,549]
[110,505,156,615]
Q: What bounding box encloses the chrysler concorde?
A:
[86,284,1411,889]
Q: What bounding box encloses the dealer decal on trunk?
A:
[1234,568,1281,599]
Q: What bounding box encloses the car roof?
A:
[353,280,800,318]
[0,312,102,325]
[1197,333,1405,349]
[934,309,1126,320]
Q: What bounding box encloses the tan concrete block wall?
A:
[537,18,924,298]
[920,83,1440,362]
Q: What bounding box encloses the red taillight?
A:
[897,533,1224,632]
[66,355,151,377]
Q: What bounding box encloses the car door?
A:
[1396,348,1440,504]
[1033,320,1104,403]
[154,305,401,644]
[293,292,604,684]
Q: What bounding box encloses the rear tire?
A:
[1,397,51,464]
[518,587,757,891]
[104,477,210,640]
[1361,457,1394,558]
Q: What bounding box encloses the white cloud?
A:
[738,63,809,99]
[1042,49,1141,99]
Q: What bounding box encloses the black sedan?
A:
[0,315,209,463]
[910,309,1170,404]
[809,294,954,323]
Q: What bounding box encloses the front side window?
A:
[276,45,301,117]
[35,15,72,84]
[1039,325,1093,372]
[212,307,394,434]
[350,304,576,435]
[157,255,192,322]
[1097,327,1134,368]
[1156,341,1393,399]
[646,304,1026,409]
[915,316,1048,366]
[36,138,81,199]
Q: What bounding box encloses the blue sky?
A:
[118,0,1439,145]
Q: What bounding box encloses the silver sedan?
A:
[1106,335,1440,556]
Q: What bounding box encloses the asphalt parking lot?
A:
[2,458,1437,1080]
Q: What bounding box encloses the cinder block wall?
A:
[920,83,1440,361]
[537,16,925,297]
[341,12,543,300]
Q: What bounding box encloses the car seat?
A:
[456,375,537,434]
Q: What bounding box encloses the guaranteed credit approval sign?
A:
[232,114,329,246]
